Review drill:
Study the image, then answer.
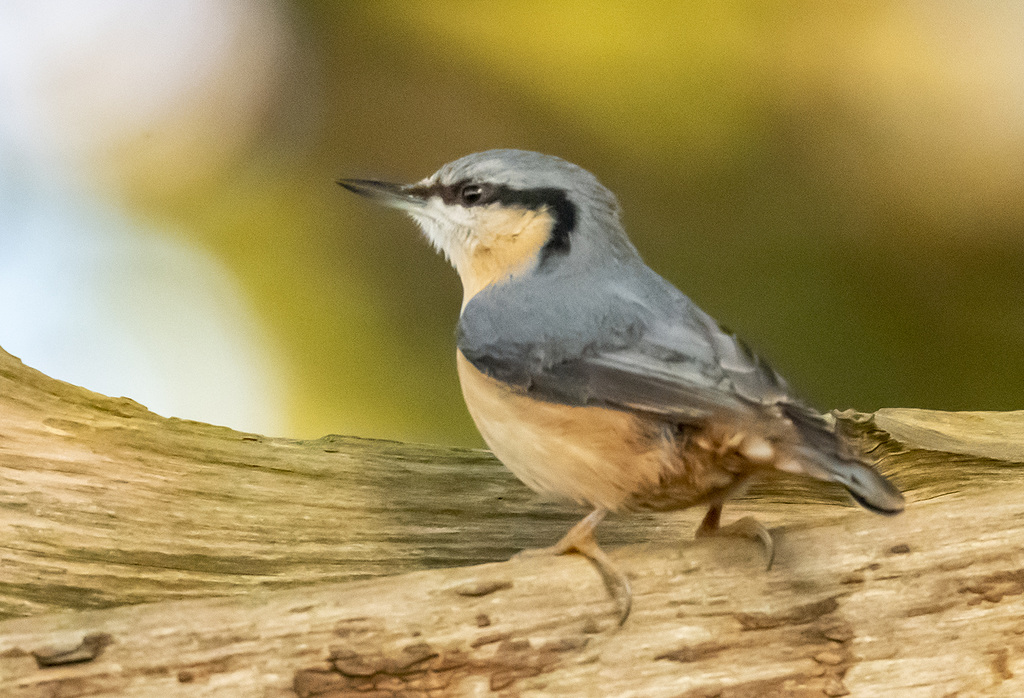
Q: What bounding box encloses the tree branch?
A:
[1,345,1022,696]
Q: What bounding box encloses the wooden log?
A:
[1,344,1023,696]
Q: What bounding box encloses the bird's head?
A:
[339,150,634,306]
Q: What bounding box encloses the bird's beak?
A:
[337,178,426,211]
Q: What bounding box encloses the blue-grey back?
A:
[457,249,792,422]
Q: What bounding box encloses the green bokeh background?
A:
[118,2,1024,445]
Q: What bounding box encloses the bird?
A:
[338,149,904,625]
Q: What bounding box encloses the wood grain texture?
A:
[1,345,1023,696]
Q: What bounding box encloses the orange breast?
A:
[456,350,674,510]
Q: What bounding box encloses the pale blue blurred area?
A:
[0,0,289,434]
[0,172,287,434]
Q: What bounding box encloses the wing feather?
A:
[457,266,792,423]
[456,259,904,515]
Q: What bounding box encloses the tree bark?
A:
[1,345,1022,696]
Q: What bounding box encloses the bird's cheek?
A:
[441,227,478,270]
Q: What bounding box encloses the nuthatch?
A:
[339,149,904,624]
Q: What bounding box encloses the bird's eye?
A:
[459,184,484,205]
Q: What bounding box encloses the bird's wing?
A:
[457,273,792,423]
[570,315,792,421]
[458,269,905,514]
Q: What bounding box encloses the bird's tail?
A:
[782,404,905,515]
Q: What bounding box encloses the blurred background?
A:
[1,1,1021,446]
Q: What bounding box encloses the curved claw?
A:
[573,535,633,625]
[696,506,775,570]
[531,509,633,625]
[727,515,775,570]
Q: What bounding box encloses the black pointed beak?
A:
[336,178,426,210]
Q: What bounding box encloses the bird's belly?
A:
[456,351,670,510]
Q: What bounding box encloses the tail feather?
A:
[783,405,905,515]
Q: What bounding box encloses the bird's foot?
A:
[516,509,632,625]
[695,506,775,570]
[571,533,632,627]
[514,508,606,558]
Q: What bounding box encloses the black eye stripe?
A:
[408,181,492,206]
[407,180,578,269]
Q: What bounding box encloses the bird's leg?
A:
[518,508,632,625]
[695,504,775,570]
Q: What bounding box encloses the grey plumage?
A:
[340,149,904,624]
